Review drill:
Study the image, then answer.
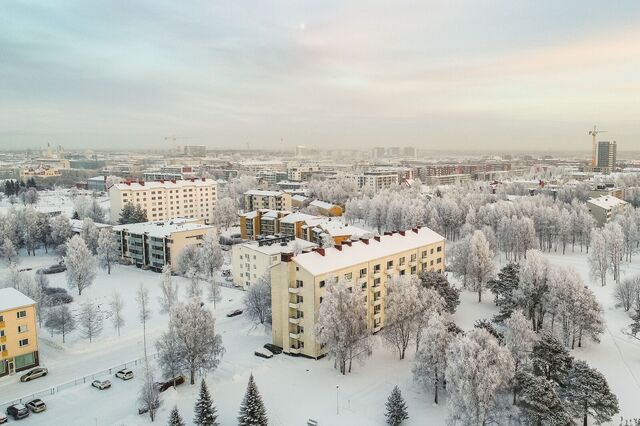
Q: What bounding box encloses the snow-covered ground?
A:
[1,249,639,425]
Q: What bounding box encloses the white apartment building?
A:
[244,190,292,211]
[586,195,628,226]
[109,178,217,224]
[271,227,445,358]
[357,172,399,193]
[232,236,316,289]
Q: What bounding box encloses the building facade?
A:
[596,141,617,174]
[112,218,214,271]
[586,195,628,225]
[356,172,399,193]
[0,288,39,377]
[109,178,217,224]
[271,227,445,358]
[243,190,292,211]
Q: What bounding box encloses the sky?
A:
[1,0,640,152]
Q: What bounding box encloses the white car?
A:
[254,347,274,359]
[115,369,134,380]
[92,379,112,390]
[0,412,7,424]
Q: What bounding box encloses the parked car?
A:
[138,400,160,415]
[154,375,185,393]
[6,404,29,420]
[26,399,47,413]
[37,263,66,274]
[254,347,274,359]
[92,379,112,390]
[226,309,243,317]
[0,412,7,424]
[115,369,134,380]
[20,367,48,382]
[263,344,282,355]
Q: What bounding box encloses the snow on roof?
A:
[244,190,285,197]
[318,221,369,237]
[587,195,627,210]
[0,288,36,311]
[279,212,320,224]
[240,238,316,255]
[112,218,213,238]
[293,227,445,276]
[309,200,337,210]
[112,179,216,191]
[292,195,308,202]
[70,218,112,233]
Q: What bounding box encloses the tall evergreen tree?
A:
[238,374,268,426]
[516,372,573,425]
[385,385,409,426]
[487,263,520,322]
[168,406,186,426]
[418,271,460,313]
[630,307,640,337]
[563,360,619,426]
[532,333,573,386]
[194,379,218,426]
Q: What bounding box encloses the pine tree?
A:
[563,360,619,426]
[630,307,640,337]
[237,374,268,426]
[486,263,520,322]
[194,379,218,426]
[516,372,573,425]
[168,406,186,426]
[418,271,460,314]
[532,332,573,386]
[385,385,409,425]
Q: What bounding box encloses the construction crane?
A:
[588,125,607,168]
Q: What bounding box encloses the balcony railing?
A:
[289,332,301,339]
[289,317,301,325]
[0,321,5,328]
[288,302,299,309]
[288,287,300,294]
[289,347,301,354]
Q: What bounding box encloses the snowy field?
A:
[0,249,639,425]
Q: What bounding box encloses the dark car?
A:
[138,399,160,415]
[20,367,48,382]
[6,404,29,420]
[226,309,243,317]
[26,399,47,413]
[263,344,282,355]
[154,375,185,393]
[38,264,66,274]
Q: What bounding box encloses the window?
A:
[386,260,393,268]
[319,296,323,304]
[296,279,304,288]
[430,248,434,254]
[319,280,325,288]
[399,257,405,266]
[411,254,416,262]
[344,272,352,281]
[18,325,28,333]
[17,311,26,319]
[437,258,442,264]
[361,282,367,289]
[19,338,29,347]
[374,278,380,286]
[0,344,6,352]
[360,268,367,278]
[422,250,427,258]
[0,330,4,337]
[0,315,3,322]
[374,264,381,272]
[437,246,442,252]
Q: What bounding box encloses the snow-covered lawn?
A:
[1,249,639,425]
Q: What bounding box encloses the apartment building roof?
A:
[112,218,213,238]
[240,237,316,255]
[244,190,285,197]
[293,227,444,276]
[587,195,627,210]
[112,178,216,191]
[279,212,320,224]
[309,200,338,210]
[0,288,36,312]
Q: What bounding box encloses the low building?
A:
[586,195,628,225]
[87,175,121,192]
[69,219,112,235]
[232,236,316,289]
[0,288,40,377]
[356,172,399,193]
[112,218,214,271]
[271,227,445,358]
[244,190,292,211]
[308,200,343,217]
[239,209,291,240]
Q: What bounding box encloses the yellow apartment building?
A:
[0,288,40,377]
[270,227,445,358]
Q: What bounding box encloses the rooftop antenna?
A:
[588,125,607,168]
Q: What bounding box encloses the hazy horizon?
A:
[2,1,640,152]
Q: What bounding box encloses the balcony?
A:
[0,321,4,328]
[289,317,301,325]
[409,260,418,267]
[373,298,382,306]
[373,326,382,333]
[288,287,300,294]
[288,302,299,309]
[289,332,301,340]
[371,271,381,279]
[374,311,382,319]
[0,335,5,343]
[1,350,7,358]
[289,347,302,355]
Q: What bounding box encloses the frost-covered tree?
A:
[515,250,549,331]
[516,372,573,425]
[412,313,451,404]
[87,198,106,223]
[22,206,40,256]
[605,222,625,284]
[109,291,125,336]
[614,275,640,312]
[243,274,272,325]
[238,373,268,426]
[314,279,371,374]
[136,284,152,358]
[171,299,225,384]
[97,229,118,274]
[446,328,514,426]
[80,217,99,254]
[503,309,536,403]
[1,237,18,265]
[158,265,178,317]
[194,379,218,426]
[383,275,427,360]
[466,230,496,302]
[50,214,72,247]
[168,406,186,426]
[532,332,573,386]
[384,385,409,425]
[178,244,203,297]
[78,300,104,342]
[118,202,147,224]
[564,360,619,426]
[589,228,609,286]
[448,235,471,286]
[45,304,76,343]
[138,361,161,422]
[64,235,97,295]
[418,271,460,314]
[155,331,183,386]
[213,197,237,230]
[630,307,640,337]
[487,263,520,322]
[200,232,223,308]
[36,213,52,253]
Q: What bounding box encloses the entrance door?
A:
[7,360,15,375]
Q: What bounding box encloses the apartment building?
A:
[243,190,292,212]
[112,218,214,271]
[308,200,343,217]
[270,227,445,358]
[356,172,399,193]
[109,178,217,224]
[0,288,40,377]
[287,165,320,182]
[596,141,617,174]
[586,195,628,226]
[232,235,316,289]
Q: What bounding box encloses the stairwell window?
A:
[17,311,26,319]
[18,325,28,333]
[19,338,29,347]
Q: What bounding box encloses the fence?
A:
[0,353,158,411]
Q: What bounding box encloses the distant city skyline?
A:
[2,1,640,151]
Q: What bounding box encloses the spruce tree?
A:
[118,202,135,224]
[563,360,619,426]
[168,406,186,426]
[516,372,573,425]
[238,374,268,426]
[487,263,520,322]
[418,271,460,313]
[630,307,640,337]
[194,379,218,426]
[384,385,409,426]
[532,332,573,385]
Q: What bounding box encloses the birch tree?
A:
[78,300,104,342]
[243,273,272,325]
[109,291,125,336]
[97,229,118,274]
[412,313,452,404]
[200,232,223,308]
[64,235,97,296]
[466,230,496,302]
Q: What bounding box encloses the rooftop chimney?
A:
[384,231,392,236]
[399,230,405,236]
[361,238,369,244]
[374,236,381,242]
[412,228,419,234]
[315,247,325,256]
[334,245,342,251]
[343,240,352,247]
[281,252,293,262]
